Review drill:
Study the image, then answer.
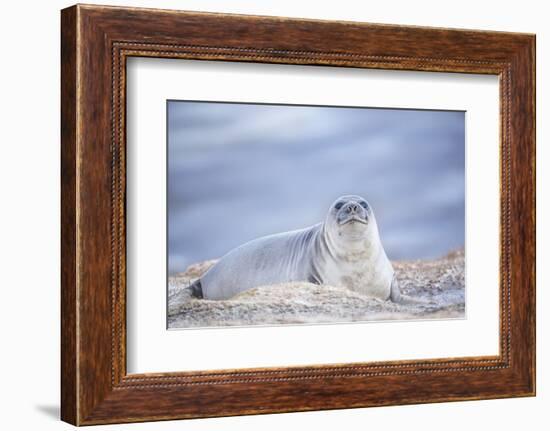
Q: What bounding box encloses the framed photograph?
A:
[61,4,535,425]
[165,101,466,329]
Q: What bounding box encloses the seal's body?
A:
[191,195,400,301]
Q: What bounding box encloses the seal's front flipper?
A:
[389,275,401,303]
[307,274,321,285]
[188,279,203,299]
[389,276,431,305]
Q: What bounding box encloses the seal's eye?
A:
[360,201,368,209]
[334,201,345,210]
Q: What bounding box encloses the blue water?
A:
[168,101,465,274]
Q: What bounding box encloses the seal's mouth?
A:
[340,215,368,225]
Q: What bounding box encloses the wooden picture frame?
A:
[61,4,535,425]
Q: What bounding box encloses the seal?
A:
[189,195,401,302]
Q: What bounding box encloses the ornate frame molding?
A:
[61,5,535,425]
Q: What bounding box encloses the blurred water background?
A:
[168,101,465,274]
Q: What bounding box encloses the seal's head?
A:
[325,195,374,242]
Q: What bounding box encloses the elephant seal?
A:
[189,195,400,302]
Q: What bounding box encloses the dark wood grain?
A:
[60,4,536,425]
[60,5,78,425]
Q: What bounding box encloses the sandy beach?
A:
[168,248,465,329]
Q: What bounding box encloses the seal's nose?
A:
[346,203,359,214]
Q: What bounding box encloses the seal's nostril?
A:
[347,204,358,213]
